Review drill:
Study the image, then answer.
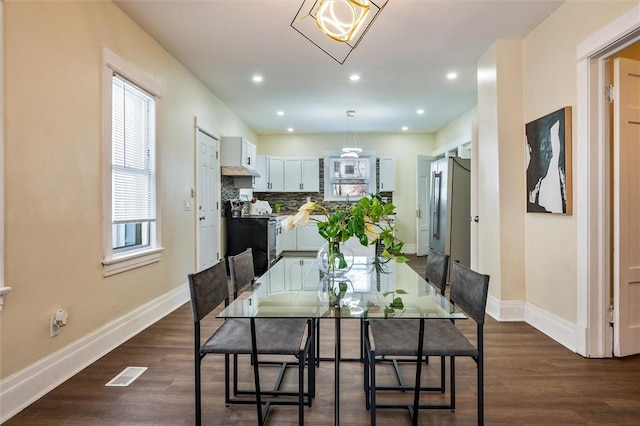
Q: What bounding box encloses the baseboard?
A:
[0,284,190,424]
[402,244,417,254]
[486,295,578,353]
[486,295,525,321]
[524,301,577,353]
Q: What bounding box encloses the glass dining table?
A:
[217,256,466,425]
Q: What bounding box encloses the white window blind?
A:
[111,75,156,227]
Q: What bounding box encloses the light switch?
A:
[183,200,192,211]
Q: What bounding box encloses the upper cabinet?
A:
[220,136,257,172]
[284,158,319,192]
[254,155,284,192]
[378,156,395,192]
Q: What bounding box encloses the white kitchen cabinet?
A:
[284,158,319,192]
[378,156,395,192]
[254,155,284,192]
[301,158,320,192]
[295,215,325,250]
[281,227,297,251]
[220,136,257,172]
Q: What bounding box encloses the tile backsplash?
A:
[221,158,392,214]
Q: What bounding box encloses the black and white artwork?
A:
[525,107,572,215]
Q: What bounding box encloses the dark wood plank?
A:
[6,255,640,425]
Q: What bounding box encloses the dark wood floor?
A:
[6,255,640,425]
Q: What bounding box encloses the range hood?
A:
[221,165,261,177]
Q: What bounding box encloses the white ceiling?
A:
[114,0,564,135]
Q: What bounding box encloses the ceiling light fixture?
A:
[341,109,362,158]
[291,0,389,65]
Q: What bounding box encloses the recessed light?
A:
[287,127,294,132]
[402,126,409,131]
[252,74,263,83]
[349,74,360,81]
[277,111,284,116]
[447,72,458,80]
[416,109,425,115]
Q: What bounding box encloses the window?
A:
[111,75,156,254]
[324,156,376,201]
[102,50,162,276]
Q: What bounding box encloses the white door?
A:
[613,57,640,357]
[196,129,220,272]
[416,156,435,256]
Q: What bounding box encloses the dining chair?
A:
[188,259,315,426]
[228,248,316,401]
[363,261,490,426]
[365,249,450,395]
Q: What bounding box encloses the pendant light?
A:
[291,0,389,64]
[341,110,362,158]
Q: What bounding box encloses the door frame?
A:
[576,4,640,358]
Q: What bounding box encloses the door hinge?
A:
[216,151,219,160]
[606,85,615,103]
[608,305,614,325]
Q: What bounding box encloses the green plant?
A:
[281,193,407,265]
[382,289,408,317]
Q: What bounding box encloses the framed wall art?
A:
[525,106,572,215]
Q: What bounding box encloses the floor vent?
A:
[105,366,148,387]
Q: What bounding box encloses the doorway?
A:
[416,155,435,256]
[195,126,220,272]
[577,4,640,358]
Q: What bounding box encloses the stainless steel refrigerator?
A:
[429,157,471,273]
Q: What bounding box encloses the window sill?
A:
[103,247,164,277]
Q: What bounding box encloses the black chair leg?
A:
[299,349,305,425]
[369,348,377,426]
[440,355,446,392]
[195,355,202,426]
[450,356,456,412]
[224,353,230,406]
[478,354,484,426]
[249,319,264,426]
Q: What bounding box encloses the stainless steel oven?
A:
[267,217,277,268]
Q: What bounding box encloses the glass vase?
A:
[318,275,354,308]
[317,239,354,277]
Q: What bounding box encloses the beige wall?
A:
[521,0,638,323]
[434,106,476,151]
[1,1,254,378]
[257,133,436,246]
[495,40,526,301]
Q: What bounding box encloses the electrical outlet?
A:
[50,314,60,337]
